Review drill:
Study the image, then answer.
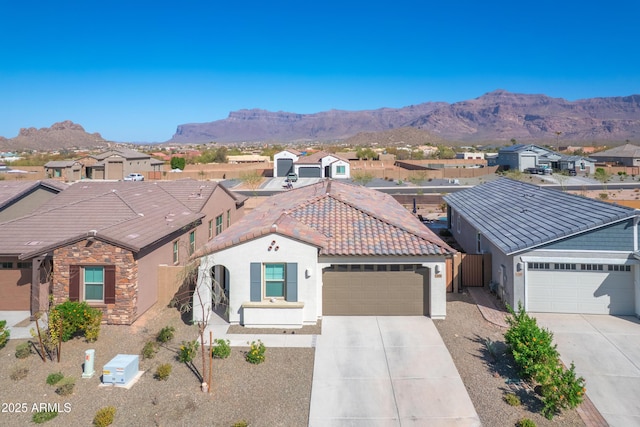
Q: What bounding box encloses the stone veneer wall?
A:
[52,239,138,325]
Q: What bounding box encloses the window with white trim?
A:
[84,266,104,302]
[264,264,286,298]
[189,231,196,255]
[336,165,346,175]
[208,219,213,240]
[608,265,631,271]
[173,241,179,264]
[216,214,223,235]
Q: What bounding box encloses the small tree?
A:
[351,171,374,186]
[594,167,610,191]
[239,171,263,196]
[170,157,186,171]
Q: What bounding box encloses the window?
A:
[528,262,551,270]
[554,263,577,270]
[336,165,346,175]
[173,240,179,264]
[581,264,604,271]
[189,231,196,255]
[476,233,482,253]
[208,220,213,240]
[226,209,231,227]
[84,267,104,301]
[17,262,32,269]
[0,262,13,269]
[264,264,285,298]
[608,265,631,272]
[250,263,298,302]
[216,214,223,235]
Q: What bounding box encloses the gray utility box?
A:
[102,354,139,385]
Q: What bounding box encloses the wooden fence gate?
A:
[449,253,491,292]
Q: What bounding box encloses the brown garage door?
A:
[322,269,429,316]
[0,268,31,310]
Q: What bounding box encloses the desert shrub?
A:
[10,366,29,381]
[178,340,199,363]
[55,377,75,396]
[516,418,536,427]
[32,410,58,424]
[503,393,521,406]
[0,320,9,349]
[142,341,158,360]
[156,326,175,343]
[245,340,266,364]
[232,421,248,427]
[51,301,102,342]
[46,372,64,386]
[15,342,32,359]
[154,363,172,381]
[93,406,116,427]
[211,339,231,359]
[540,362,586,419]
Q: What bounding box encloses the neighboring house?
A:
[0,180,68,223]
[227,155,270,164]
[589,144,640,167]
[82,148,165,180]
[444,178,640,315]
[456,152,486,160]
[0,180,246,322]
[193,180,455,328]
[273,150,351,179]
[497,144,595,173]
[44,160,83,181]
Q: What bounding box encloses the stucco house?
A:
[444,178,640,315]
[82,148,165,180]
[589,144,640,167]
[273,150,351,179]
[44,160,83,181]
[0,180,245,323]
[193,180,454,328]
[497,144,595,173]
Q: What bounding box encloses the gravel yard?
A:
[434,290,585,427]
[0,305,314,427]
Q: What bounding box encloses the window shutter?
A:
[104,265,116,304]
[250,263,261,302]
[69,265,80,302]
[286,263,298,302]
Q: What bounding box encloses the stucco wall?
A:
[0,187,60,223]
[200,234,320,325]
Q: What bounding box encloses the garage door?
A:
[298,167,322,178]
[276,158,293,177]
[527,269,634,315]
[323,268,429,315]
[0,268,31,310]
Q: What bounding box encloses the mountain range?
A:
[2,90,639,151]
[170,90,640,144]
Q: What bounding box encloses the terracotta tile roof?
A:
[195,180,453,258]
[295,151,349,165]
[0,180,240,258]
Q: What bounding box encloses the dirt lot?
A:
[0,305,314,427]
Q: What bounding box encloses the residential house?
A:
[192,180,454,328]
[0,180,68,223]
[44,160,83,181]
[0,180,246,322]
[273,150,351,179]
[81,148,165,180]
[589,144,640,167]
[444,178,640,315]
[497,144,595,173]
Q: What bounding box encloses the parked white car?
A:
[124,173,144,181]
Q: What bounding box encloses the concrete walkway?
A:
[534,313,640,427]
[309,316,480,426]
[3,311,37,339]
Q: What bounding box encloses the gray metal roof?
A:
[590,144,640,159]
[443,178,638,255]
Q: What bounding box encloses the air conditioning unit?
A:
[102,354,139,385]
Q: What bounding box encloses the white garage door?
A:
[527,269,634,315]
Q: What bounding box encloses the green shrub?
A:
[156,326,175,343]
[211,339,231,359]
[55,377,75,396]
[503,393,521,406]
[142,341,158,359]
[32,410,58,424]
[232,421,248,427]
[51,301,102,342]
[0,320,9,349]
[178,340,199,363]
[46,372,64,386]
[93,406,116,427]
[245,340,266,364]
[10,366,29,381]
[516,418,536,427]
[505,303,559,382]
[154,363,172,380]
[15,342,32,359]
[540,362,586,419]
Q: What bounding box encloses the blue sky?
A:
[1,0,638,142]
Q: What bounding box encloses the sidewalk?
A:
[467,287,509,327]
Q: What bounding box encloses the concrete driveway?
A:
[309,316,479,426]
[533,313,640,426]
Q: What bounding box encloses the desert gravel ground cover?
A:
[434,290,585,427]
[0,305,313,427]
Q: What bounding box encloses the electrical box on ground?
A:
[102,354,139,385]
